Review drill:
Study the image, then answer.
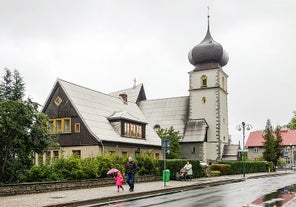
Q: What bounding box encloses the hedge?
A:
[218,161,269,175]
[25,155,203,182]
[25,153,161,182]
[24,154,270,183]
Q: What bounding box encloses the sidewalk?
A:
[0,171,291,207]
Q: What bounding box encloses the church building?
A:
[40,15,236,163]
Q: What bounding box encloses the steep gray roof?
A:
[138,96,189,135]
[58,79,160,146]
[109,83,146,103]
[182,119,208,142]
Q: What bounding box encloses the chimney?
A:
[119,93,128,104]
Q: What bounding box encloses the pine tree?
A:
[262,119,283,167]
[11,69,25,100]
[274,125,284,167]
[0,68,53,183]
[0,68,13,100]
[262,119,276,164]
[0,68,25,101]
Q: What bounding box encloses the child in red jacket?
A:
[114,171,124,192]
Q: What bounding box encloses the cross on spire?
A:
[133,78,137,88]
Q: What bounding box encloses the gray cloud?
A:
[0,0,295,144]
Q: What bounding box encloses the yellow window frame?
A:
[48,118,72,134]
[74,123,80,133]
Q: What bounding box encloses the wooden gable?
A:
[42,82,99,146]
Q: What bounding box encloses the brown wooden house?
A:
[37,79,161,164]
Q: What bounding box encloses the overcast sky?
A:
[0,0,295,145]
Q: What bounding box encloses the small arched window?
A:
[200,75,207,87]
[201,97,206,104]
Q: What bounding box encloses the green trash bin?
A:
[162,169,170,182]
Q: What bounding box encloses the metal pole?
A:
[242,122,245,177]
[163,140,166,187]
[290,145,292,170]
[242,122,245,150]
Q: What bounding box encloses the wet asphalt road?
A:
[92,173,296,207]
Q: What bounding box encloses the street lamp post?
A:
[290,144,294,169]
[236,122,252,177]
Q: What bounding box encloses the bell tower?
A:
[187,14,229,160]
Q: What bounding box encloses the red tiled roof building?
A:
[245,130,296,164]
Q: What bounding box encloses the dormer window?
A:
[108,111,146,139]
[124,122,143,138]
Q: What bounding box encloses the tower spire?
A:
[188,7,229,67]
[205,6,212,40]
[133,78,137,88]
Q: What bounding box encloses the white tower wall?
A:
[188,67,229,160]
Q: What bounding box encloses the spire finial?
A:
[205,6,212,40]
[133,78,137,88]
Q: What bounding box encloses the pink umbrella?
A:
[107,168,119,175]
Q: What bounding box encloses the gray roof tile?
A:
[58,79,160,146]
[138,96,189,135]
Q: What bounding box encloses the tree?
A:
[262,119,275,164]
[0,68,13,101]
[0,68,25,101]
[274,125,284,166]
[262,119,283,168]
[287,111,296,129]
[157,126,181,159]
[0,68,53,183]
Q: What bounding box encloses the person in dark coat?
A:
[125,156,137,192]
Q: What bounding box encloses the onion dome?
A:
[188,15,229,68]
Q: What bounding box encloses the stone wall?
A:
[0,175,161,196]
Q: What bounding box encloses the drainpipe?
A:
[99,140,105,154]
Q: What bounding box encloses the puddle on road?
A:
[245,184,296,207]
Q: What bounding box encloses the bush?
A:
[209,164,230,175]
[81,157,99,179]
[52,156,85,180]
[135,152,160,176]
[96,154,127,178]
[210,170,221,176]
[26,165,52,182]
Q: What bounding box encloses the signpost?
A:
[239,149,248,177]
[161,138,170,187]
[284,152,289,171]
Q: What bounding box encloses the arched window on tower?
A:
[201,97,206,104]
[200,75,207,87]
